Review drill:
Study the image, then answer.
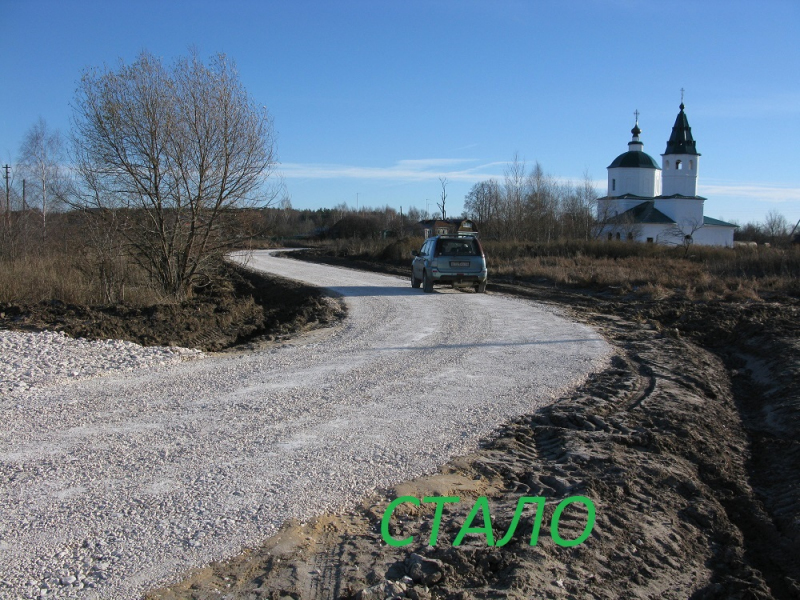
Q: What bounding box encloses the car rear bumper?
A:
[432,272,487,285]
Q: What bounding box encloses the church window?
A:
[607,232,613,241]
[615,232,621,241]
[689,160,693,170]
[627,232,634,241]
[646,237,654,243]
[612,179,616,191]
[676,160,682,170]
[665,160,670,169]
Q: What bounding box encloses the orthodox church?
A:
[597,102,736,246]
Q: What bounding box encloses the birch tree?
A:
[19,118,66,241]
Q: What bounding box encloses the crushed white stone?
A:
[0,330,203,395]
[0,250,611,599]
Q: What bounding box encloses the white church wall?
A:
[640,224,671,244]
[692,226,735,247]
[598,196,644,218]
[608,167,661,197]
[661,155,699,196]
[599,222,734,248]
[654,197,704,227]
[600,197,645,216]
[598,223,671,244]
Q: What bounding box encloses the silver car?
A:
[411,235,488,293]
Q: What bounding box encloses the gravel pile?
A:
[0,251,611,599]
[0,330,203,395]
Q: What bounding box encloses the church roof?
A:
[656,193,707,201]
[608,201,675,225]
[703,216,739,228]
[663,103,700,156]
[608,151,661,169]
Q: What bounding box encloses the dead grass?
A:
[483,241,800,300]
[312,237,800,302]
[0,253,163,306]
[10,235,795,307]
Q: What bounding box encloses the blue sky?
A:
[2,0,799,227]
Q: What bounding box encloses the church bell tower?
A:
[661,97,700,197]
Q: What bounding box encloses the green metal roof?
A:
[608,151,661,169]
[703,216,739,227]
[609,201,675,225]
[656,193,708,201]
[663,103,700,156]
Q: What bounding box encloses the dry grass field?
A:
[309,237,800,302]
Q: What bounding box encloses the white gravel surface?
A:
[0,331,203,395]
[0,250,612,599]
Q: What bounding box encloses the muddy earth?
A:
[0,262,345,352]
[4,253,798,599]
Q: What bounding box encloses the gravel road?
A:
[0,250,611,599]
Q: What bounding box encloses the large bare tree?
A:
[71,50,277,298]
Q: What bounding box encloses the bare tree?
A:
[764,209,789,244]
[524,161,558,242]
[573,170,599,240]
[437,177,448,220]
[18,118,66,241]
[501,154,527,240]
[71,50,277,298]
[661,218,704,256]
[464,179,501,236]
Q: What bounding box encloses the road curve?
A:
[0,250,611,599]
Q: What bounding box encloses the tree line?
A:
[3,48,797,304]
[462,155,598,242]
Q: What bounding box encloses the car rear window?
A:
[436,238,481,257]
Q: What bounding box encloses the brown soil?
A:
[145,252,800,600]
[7,250,797,598]
[0,262,345,352]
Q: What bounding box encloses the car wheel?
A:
[477,280,487,293]
[411,271,421,288]
[423,270,433,293]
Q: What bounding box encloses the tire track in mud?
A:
[153,296,800,599]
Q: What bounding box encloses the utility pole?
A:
[21,179,26,253]
[3,164,10,229]
[790,217,800,239]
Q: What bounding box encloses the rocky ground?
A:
[3,253,798,599]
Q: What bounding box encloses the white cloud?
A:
[279,158,506,183]
[699,182,800,203]
[279,160,800,208]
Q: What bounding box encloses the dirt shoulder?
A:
[5,249,796,598]
[0,261,345,352]
[145,252,800,600]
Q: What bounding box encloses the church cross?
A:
[634,109,639,124]
[681,88,685,104]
